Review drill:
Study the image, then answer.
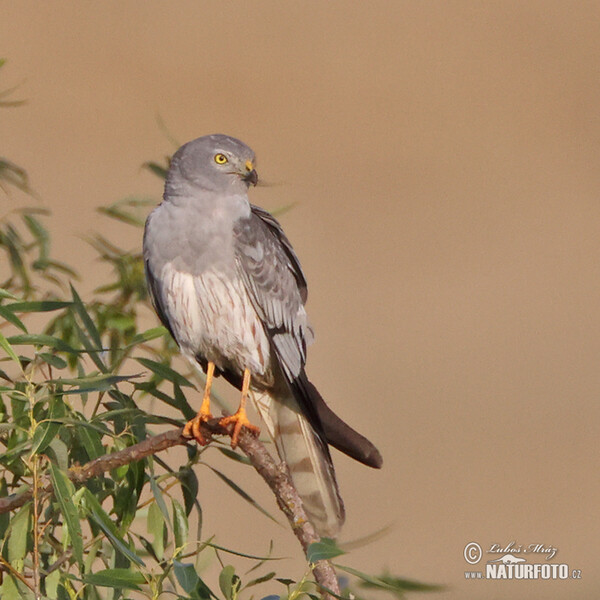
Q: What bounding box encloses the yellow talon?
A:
[183,362,215,445]
[218,367,260,448]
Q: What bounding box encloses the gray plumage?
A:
[143,134,381,538]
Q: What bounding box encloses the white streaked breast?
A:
[159,264,272,380]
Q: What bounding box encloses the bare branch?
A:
[0,421,340,599]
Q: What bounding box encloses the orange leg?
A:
[183,361,215,445]
[219,368,260,448]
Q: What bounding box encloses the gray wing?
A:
[143,242,176,342]
[233,205,311,381]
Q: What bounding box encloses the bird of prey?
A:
[143,134,382,537]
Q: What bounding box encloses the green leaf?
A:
[45,437,69,470]
[147,501,165,560]
[335,564,445,594]
[97,198,155,228]
[49,464,84,568]
[69,284,102,347]
[125,326,167,348]
[5,301,72,313]
[50,373,140,394]
[83,568,146,590]
[148,468,171,533]
[306,538,345,562]
[0,574,27,600]
[7,333,76,354]
[143,161,169,179]
[31,397,64,455]
[135,357,195,387]
[219,565,239,600]
[244,571,276,589]
[173,561,212,599]
[7,503,30,564]
[178,466,199,517]
[217,446,252,465]
[174,560,200,593]
[81,488,145,566]
[203,542,282,562]
[77,423,105,461]
[0,305,27,332]
[208,466,278,523]
[23,214,49,260]
[37,352,67,369]
[0,330,21,367]
[172,498,188,548]
[136,380,197,420]
[0,287,18,300]
[70,315,107,373]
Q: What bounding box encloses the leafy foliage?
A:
[0,65,440,599]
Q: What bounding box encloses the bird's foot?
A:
[183,409,213,446]
[219,409,260,448]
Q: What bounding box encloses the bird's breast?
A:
[158,265,273,384]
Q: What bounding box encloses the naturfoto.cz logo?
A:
[463,542,582,581]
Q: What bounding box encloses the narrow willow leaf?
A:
[125,326,167,348]
[5,301,72,312]
[7,503,30,563]
[49,373,140,394]
[143,161,169,179]
[147,501,165,560]
[0,288,18,300]
[70,283,102,348]
[244,571,276,589]
[49,464,84,568]
[97,203,147,228]
[179,466,199,517]
[37,352,67,369]
[354,570,445,593]
[172,498,188,548]
[135,357,195,387]
[70,316,107,373]
[8,333,76,354]
[134,381,194,419]
[217,446,252,465]
[203,542,282,562]
[306,538,345,562]
[148,469,172,533]
[77,423,105,461]
[81,488,145,566]
[335,564,444,593]
[46,438,69,470]
[0,331,21,367]
[0,305,27,332]
[31,397,64,455]
[83,569,146,590]
[22,214,49,260]
[207,466,278,523]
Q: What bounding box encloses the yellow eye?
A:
[214,153,228,164]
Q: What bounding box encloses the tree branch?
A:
[0,421,340,599]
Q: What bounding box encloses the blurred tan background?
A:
[3,2,600,598]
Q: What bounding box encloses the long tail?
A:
[252,390,345,538]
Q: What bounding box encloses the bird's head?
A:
[166,134,258,197]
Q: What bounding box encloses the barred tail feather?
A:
[252,391,345,538]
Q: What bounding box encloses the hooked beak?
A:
[243,160,258,186]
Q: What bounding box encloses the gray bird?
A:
[143,134,382,537]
